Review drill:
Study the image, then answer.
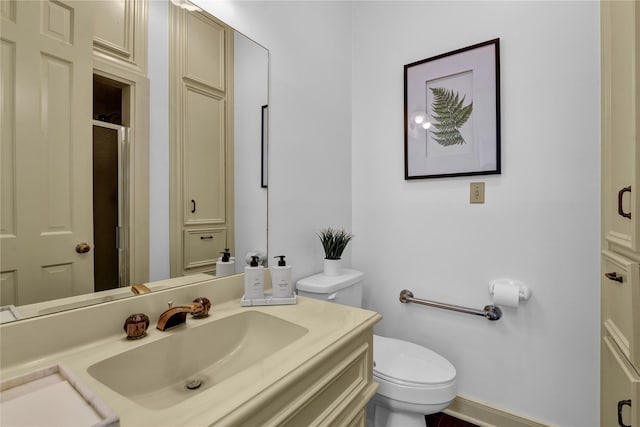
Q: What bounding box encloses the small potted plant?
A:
[317,227,354,276]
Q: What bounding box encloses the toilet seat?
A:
[373,335,456,405]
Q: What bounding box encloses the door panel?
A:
[0,0,94,305]
[184,85,226,225]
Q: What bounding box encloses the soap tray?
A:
[241,293,297,307]
[0,364,119,427]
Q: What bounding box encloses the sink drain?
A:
[185,378,203,390]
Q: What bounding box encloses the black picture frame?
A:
[404,39,501,180]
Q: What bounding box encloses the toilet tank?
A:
[296,269,363,308]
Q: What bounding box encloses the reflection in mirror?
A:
[0,0,268,322]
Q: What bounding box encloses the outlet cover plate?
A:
[470,182,485,204]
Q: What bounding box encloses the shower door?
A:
[92,121,129,291]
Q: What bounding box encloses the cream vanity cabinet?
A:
[219,327,376,427]
[169,5,234,277]
[601,1,640,426]
[0,275,380,427]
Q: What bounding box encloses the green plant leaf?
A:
[317,227,354,259]
[429,87,473,146]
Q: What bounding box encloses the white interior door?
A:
[1,0,94,305]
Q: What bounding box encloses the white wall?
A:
[351,2,600,426]
[148,0,170,281]
[173,1,601,424]
[198,1,355,279]
[234,32,268,271]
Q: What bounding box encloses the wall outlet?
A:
[470,182,485,204]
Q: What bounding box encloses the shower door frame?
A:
[92,120,130,289]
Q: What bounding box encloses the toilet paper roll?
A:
[491,282,520,307]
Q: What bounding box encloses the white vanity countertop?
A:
[0,276,380,426]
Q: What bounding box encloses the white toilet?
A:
[297,269,457,427]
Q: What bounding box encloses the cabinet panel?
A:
[280,343,369,427]
[601,0,640,252]
[92,0,147,74]
[183,85,226,225]
[347,410,366,427]
[183,228,226,271]
[185,12,225,91]
[602,250,640,370]
[602,336,639,427]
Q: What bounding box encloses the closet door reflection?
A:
[92,122,128,291]
[0,0,94,306]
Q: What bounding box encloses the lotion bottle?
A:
[271,255,293,299]
[216,248,236,278]
[244,255,265,300]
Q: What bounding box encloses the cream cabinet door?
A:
[184,84,226,225]
[602,250,640,370]
[170,6,234,276]
[601,0,640,253]
[0,0,94,305]
[602,336,640,427]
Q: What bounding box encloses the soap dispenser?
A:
[271,255,293,299]
[244,255,265,299]
[216,248,236,277]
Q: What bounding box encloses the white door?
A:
[1,0,94,305]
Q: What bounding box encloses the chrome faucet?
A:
[156,302,203,331]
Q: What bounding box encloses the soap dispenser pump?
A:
[271,255,293,299]
[216,248,235,277]
[244,255,265,299]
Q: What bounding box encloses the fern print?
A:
[429,87,473,146]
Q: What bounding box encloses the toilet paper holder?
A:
[488,279,532,302]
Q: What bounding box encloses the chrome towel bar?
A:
[399,290,502,321]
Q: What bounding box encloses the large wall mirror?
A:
[0,0,268,322]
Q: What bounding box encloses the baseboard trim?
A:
[443,395,550,427]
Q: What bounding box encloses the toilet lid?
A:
[373,335,456,386]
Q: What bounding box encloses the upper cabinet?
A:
[601,0,640,255]
[169,5,235,277]
[601,1,640,427]
[92,0,148,75]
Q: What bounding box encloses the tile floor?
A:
[425,412,479,427]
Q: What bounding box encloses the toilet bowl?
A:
[370,335,456,426]
[296,270,457,427]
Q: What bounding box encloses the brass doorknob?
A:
[75,243,91,254]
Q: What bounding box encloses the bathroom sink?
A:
[87,311,307,410]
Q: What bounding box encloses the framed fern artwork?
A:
[404,39,501,179]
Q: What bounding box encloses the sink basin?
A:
[87,311,308,409]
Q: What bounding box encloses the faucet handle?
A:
[124,313,149,340]
[191,297,211,318]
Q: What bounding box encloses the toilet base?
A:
[366,394,453,427]
[367,402,425,427]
